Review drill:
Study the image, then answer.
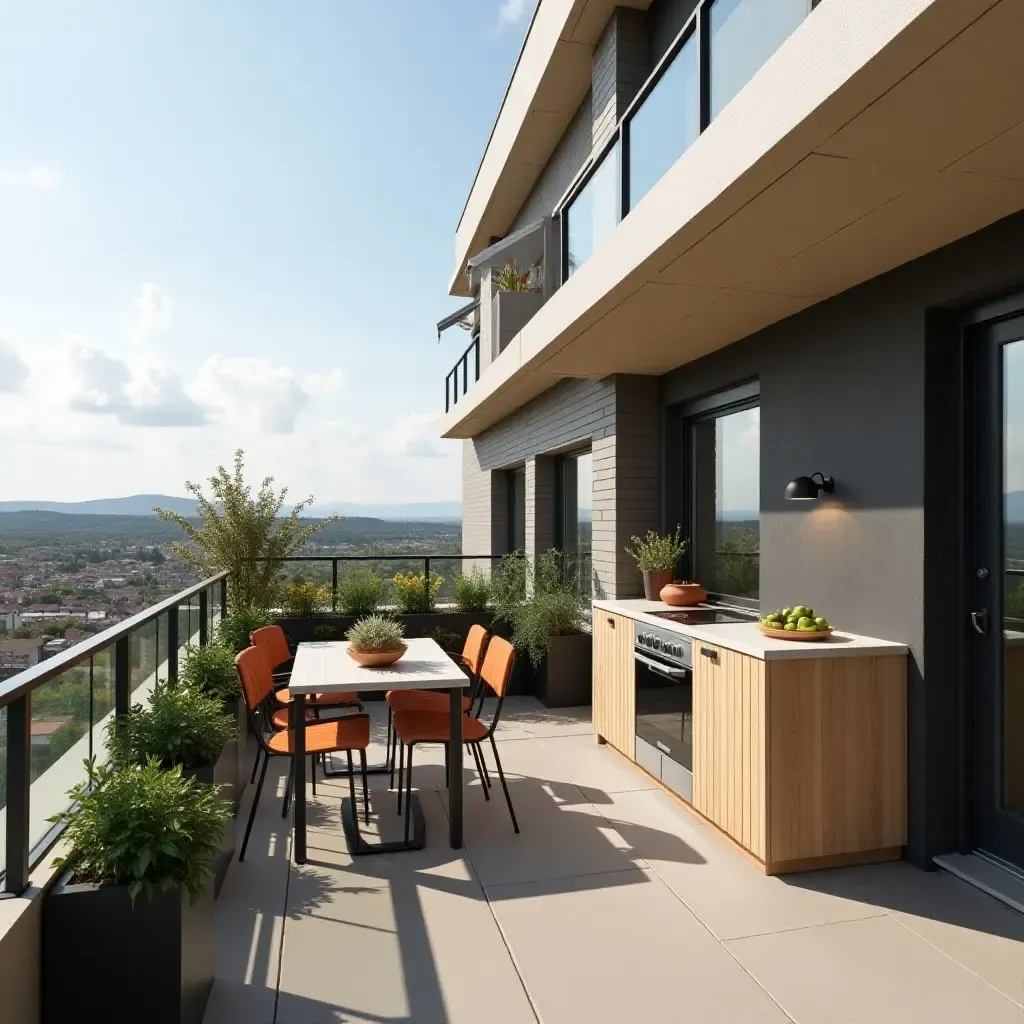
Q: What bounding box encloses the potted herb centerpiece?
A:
[44,758,229,1024]
[179,642,246,809]
[626,526,689,601]
[346,613,407,667]
[108,681,237,895]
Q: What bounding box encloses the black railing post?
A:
[220,575,228,617]
[424,557,431,608]
[474,335,480,381]
[332,559,338,612]
[198,589,209,647]
[167,602,179,681]
[5,694,31,894]
[115,635,131,717]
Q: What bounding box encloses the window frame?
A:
[554,447,594,596]
[679,380,760,610]
[507,466,526,555]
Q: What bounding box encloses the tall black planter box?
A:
[182,746,236,898]
[220,696,247,811]
[43,872,214,1024]
[533,633,593,708]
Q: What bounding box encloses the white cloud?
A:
[68,344,205,427]
[375,413,448,459]
[301,367,345,394]
[497,0,530,26]
[195,354,309,433]
[0,339,29,392]
[134,283,174,339]
[0,165,60,190]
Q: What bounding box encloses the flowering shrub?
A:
[281,579,330,617]
[391,572,444,614]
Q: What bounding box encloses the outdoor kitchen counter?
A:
[591,599,909,875]
[592,598,909,660]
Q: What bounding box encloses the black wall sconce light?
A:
[785,472,835,501]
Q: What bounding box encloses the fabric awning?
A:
[436,298,480,340]
[466,218,545,289]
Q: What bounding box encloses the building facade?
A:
[438,0,1024,876]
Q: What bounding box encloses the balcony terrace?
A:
[2,573,1024,1023]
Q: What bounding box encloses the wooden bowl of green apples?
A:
[758,605,833,641]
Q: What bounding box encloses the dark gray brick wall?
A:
[593,8,650,149]
[649,0,699,65]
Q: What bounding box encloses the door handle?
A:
[971,608,989,635]
[700,647,718,660]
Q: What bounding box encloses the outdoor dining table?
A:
[286,637,471,861]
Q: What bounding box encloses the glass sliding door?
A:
[971,317,1024,867]
[556,450,593,596]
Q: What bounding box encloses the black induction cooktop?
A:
[652,607,755,626]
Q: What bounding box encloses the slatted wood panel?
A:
[765,655,907,867]
[591,610,635,758]
[693,644,765,861]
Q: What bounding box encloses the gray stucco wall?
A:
[660,208,1024,866]
[462,375,658,598]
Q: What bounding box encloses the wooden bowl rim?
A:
[757,624,833,641]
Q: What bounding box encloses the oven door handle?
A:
[634,652,689,678]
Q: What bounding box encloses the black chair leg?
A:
[476,742,492,789]
[282,760,294,818]
[396,739,404,814]
[489,734,519,834]
[359,748,370,825]
[387,706,395,789]
[346,747,357,811]
[471,743,491,800]
[310,753,317,796]
[404,742,414,845]
[240,753,269,861]
[250,746,262,785]
[444,742,450,789]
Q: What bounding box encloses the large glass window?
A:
[565,144,620,278]
[556,450,593,596]
[687,398,759,603]
[627,30,699,212]
[508,467,526,554]
[710,0,808,121]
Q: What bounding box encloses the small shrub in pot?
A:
[337,570,384,616]
[215,604,274,654]
[625,526,689,600]
[281,578,330,617]
[345,613,405,654]
[392,572,443,614]
[179,643,240,705]
[452,568,491,613]
[313,623,339,640]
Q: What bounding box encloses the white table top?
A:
[288,638,470,695]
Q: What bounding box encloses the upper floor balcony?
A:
[439,0,1024,437]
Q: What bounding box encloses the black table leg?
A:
[293,693,307,864]
[449,685,463,849]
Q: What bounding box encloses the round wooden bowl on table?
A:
[757,625,833,642]
[346,643,407,667]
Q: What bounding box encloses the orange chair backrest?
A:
[479,635,515,699]
[251,624,291,671]
[462,624,490,676]
[235,646,275,712]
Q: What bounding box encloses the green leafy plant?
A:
[346,614,405,653]
[179,643,239,703]
[215,605,274,654]
[337,571,384,616]
[452,569,491,613]
[107,680,237,770]
[493,550,587,668]
[51,758,229,904]
[154,449,340,609]
[426,626,462,653]
[313,624,338,641]
[625,526,688,573]
[392,572,443,614]
[493,259,530,292]
[281,578,330,617]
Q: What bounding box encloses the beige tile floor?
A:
[205,697,1024,1024]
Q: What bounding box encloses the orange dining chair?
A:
[385,624,491,792]
[392,635,519,843]
[235,646,371,861]
[249,623,363,784]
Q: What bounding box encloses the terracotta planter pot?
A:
[659,582,708,607]
[642,569,674,601]
[347,644,407,667]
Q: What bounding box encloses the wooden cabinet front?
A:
[693,644,766,861]
[592,611,634,758]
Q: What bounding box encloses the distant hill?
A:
[0,495,462,522]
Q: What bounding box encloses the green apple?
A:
[797,616,813,628]
[784,622,797,631]
[814,617,829,629]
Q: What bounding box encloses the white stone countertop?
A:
[592,598,909,661]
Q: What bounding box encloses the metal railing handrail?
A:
[0,571,228,710]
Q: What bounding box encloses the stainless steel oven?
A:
[634,623,693,802]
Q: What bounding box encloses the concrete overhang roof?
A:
[450,0,650,298]
[442,0,1024,439]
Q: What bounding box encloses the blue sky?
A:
[0,0,534,503]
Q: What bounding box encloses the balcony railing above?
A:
[445,334,480,413]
